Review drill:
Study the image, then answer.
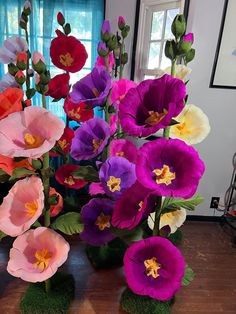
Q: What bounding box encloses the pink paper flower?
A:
[49,187,63,217]
[0,106,65,158]
[7,227,70,282]
[95,52,115,71]
[110,139,138,163]
[0,177,44,237]
[110,79,137,108]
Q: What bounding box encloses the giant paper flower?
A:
[70,67,111,108]
[110,139,138,164]
[95,52,114,72]
[148,208,187,234]
[112,181,156,230]
[0,73,17,93]
[64,97,94,123]
[136,138,205,198]
[119,75,186,137]
[55,164,88,189]
[110,79,137,108]
[0,106,65,158]
[160,65,192,82]
[0,177,44,237]
[0,37,28,64]
[99,156,136,199]
[169,104,210,145]
[50,127,74,157]
[45,73,70,100]
[80,198,115,246]
[50,34,87,73]
[0,155,32,176]
[0,87,23,120]
[70,118,110,161]
[124,236,185,300]
[7,227,70,282]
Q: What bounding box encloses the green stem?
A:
[104,55,109,73]
[42,94,46,109]
[119,39,125,80]
[24,29,31,94]
[43,152,50,227]
[163,126,170,139]
[171,59,176,78]
[45,278,51,293]
[152,197,162,236]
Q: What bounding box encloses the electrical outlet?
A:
[210,197,220,209]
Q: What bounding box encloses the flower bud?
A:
[24,99,32,107]
[101,20,111,42]
[121,52,128,65]
[32,51,46,74]
[16,51,28,70]
[171,14,186,39]
[15,70,26,85]
[19,18,27,30]
[165,40,177,60]
[31,159,42,170]
[107,35,118,51]
[8,63,19,76]
[118,16,125,30]
[185,48,195,63]
[27,68,34,76]
[35,73,40,85]
[63,23,71,35]
[40,73,50,85]
[23,0,31,16]
[183,33,194,44]
[178,40,192,54]
[97,42,109,57]
[57,12,65,26]
[121,25,130,39]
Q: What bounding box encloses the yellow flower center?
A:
[117,94,125,105]
[116,151,125,158]
[107,176,121,192]
[153,164,176,186]
[95,212,111,231]
[59,53,74,67]
[144,257,161,278]
[34,248,52,271]
[92,87,101,98]
[68,108,81,120]
[174,122,191,136]
[24,133,42,148]
[138,201,144,211]
[25,200,38,217]
[58,139,68,150]
[145,109,168,126]
[92,139,104,152]
[64,176,75,185]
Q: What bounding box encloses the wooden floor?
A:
[0,221,236,314]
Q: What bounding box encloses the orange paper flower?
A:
[0,87,23,120]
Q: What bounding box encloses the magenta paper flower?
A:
[119,75,186,137]
[0,106,65,158]
[99,156,136,199]
[110,114,118,136]
[95,52,114,72]
[89,182,105,196]
[70,118,110,161]
[110,79,137,108]
[7,227,70,283]
[136,138,205,198]
[110,139,138,164]
[183,33,194,44]
[124,236,185,300]
[0,37,28,64]
[112,181,156,230]
[80,198,115,246]
[70,67,111,108]
[0,177,44,237]
[55,164,88,189]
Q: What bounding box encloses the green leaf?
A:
[0,168,10,183]
[162,194,204,213]
[182,265,195,286]
[111,226,143,245]
[170,119,180,126]
[51,212,84,235]
[0,230,7,241]
[10,167,36,181]
[72,165,99,182]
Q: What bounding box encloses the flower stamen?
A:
[25,200,38,217]
[95,212,111,231]
[34,248,52,271]
[64,176,75,185]
[59,53,74,67]
[92,88,101,98]
[153,164,175,186]
[145,109,168,126]
[144,257,161,278]
[92,139,103,152]
[68,108,81,120]
[107,176,121,192]
[24,133,42,148]
[58,139,68,150]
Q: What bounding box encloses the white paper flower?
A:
[0,37,28,64]
[169,104,210,145]
[148,208,186,234]
[156,65,192,82]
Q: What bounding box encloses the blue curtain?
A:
[0,0,104,120]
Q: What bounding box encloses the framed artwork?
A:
[210,0,236,89]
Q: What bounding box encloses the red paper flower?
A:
[64,97,94,123]
[50,127,74,157]
[50,34,88,73]
[55,164,88,189]
[49,187,63,217]
[45,73,70,100]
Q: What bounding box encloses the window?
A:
[0,0,105,120]
[134,0,185,82]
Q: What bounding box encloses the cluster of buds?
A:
[100,20,118,52]
[32,52,50,95]
[165,14,195,65]
[8,52,28,86]
[57,12,71,36]
[19,0,31,30]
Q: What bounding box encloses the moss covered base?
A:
[120,288,173,314]
[86,238,128,269]
[20,272,75,314]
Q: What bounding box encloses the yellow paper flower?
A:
[148,208,186,234]
[164,64,192,81]
[169,104,210,145]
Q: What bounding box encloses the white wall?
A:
[106,0,236,216]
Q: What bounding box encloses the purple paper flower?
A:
[70,118,110,161]
[136,138,205,198]
[0,37,28,64]
[101,20,111,37]
[124,236,185,300]
[112,181,156,230]
[110,139,138,164]
[183,33,194,44]
[70,67,111,108]
[0,73,17,92]
[99,156,136,199]
[119,74,186,137]
[97,42,109,57]
[80,198,115,246]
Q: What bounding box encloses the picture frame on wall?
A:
[210,0,236,89]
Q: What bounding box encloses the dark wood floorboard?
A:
[0,221,236,314]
